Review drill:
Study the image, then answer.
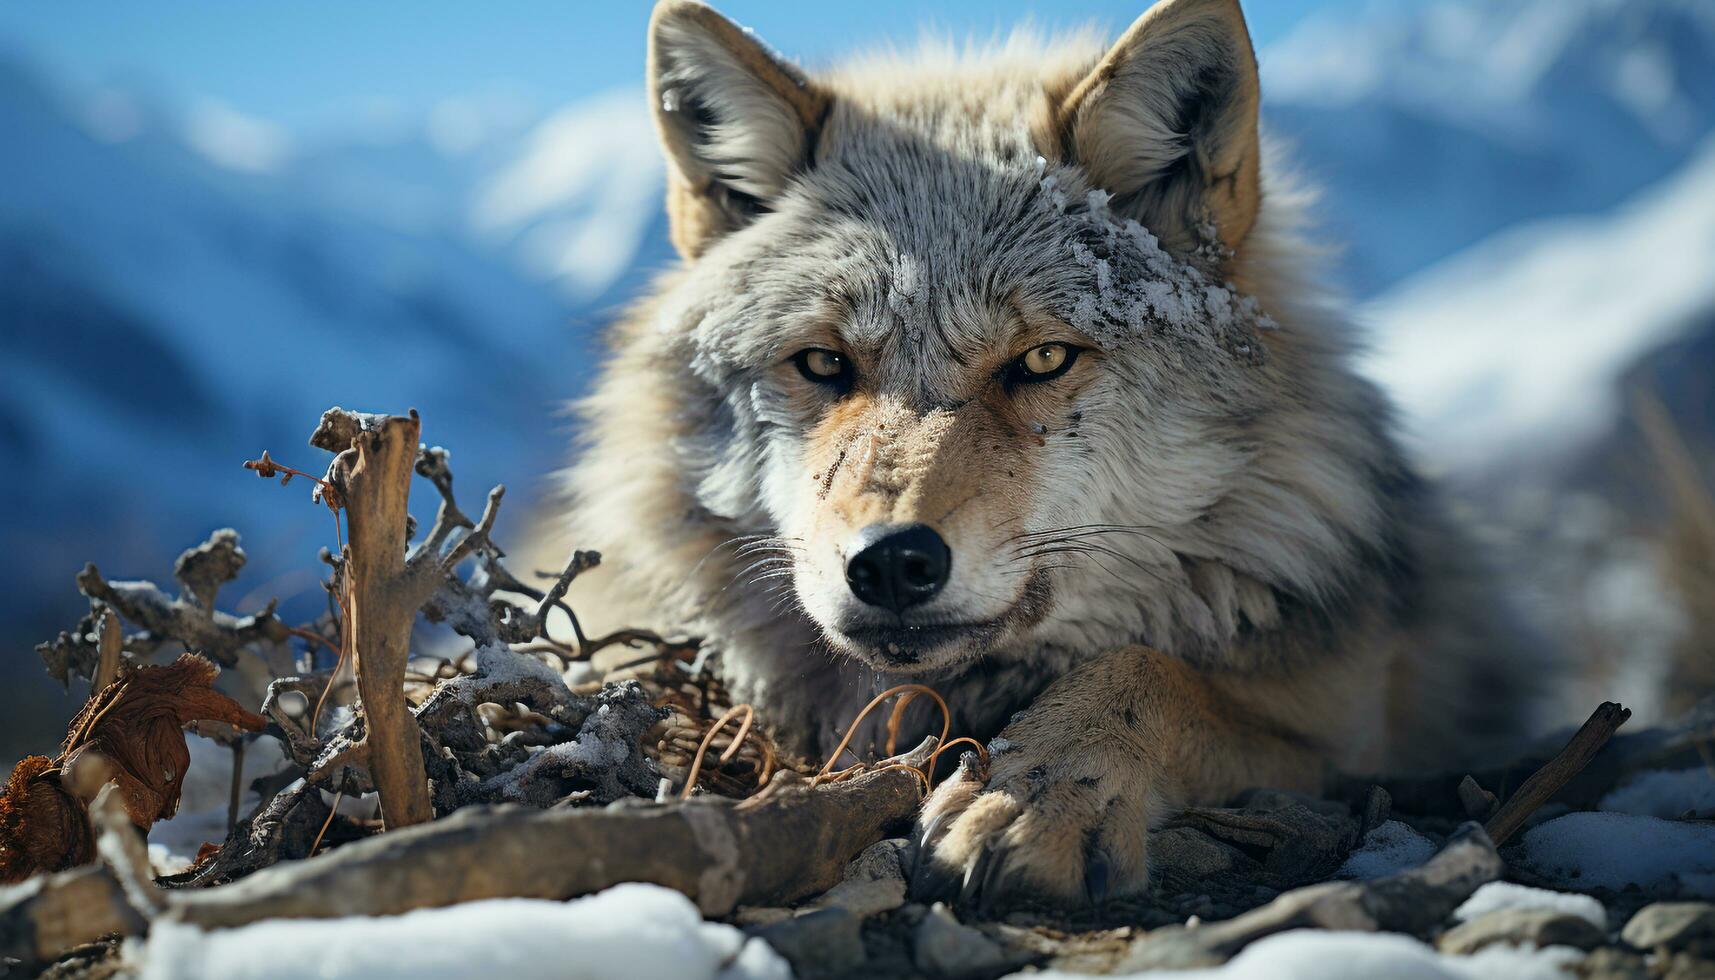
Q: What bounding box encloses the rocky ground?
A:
[16,664,1715,980]
[729,762,1715,980]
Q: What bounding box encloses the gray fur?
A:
[556,3,1538,772]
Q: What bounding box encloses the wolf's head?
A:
[576,0,1400,681]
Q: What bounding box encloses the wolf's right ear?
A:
[648,1,828,260]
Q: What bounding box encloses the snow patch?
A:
[184,100,292,173]
[1453,881,1606,929]
[1519,811,1715,893]
[1337,820,1436,880]
[135,883,790,980]
[1017,929,1581,980]
[1599,768,1715,819]
[470,88,664,299]
[148,843,194,877]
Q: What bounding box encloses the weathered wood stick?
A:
[91,605,122,695]
[1341,697,1703,820]
[0,862,146,968]
[0,741,933,968]
[314,409,435,830]
[174,765,922,927]
[1484,701,1630,846]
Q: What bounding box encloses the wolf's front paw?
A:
[910,731,1156,910]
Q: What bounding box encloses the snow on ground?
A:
[1336,820,1437,879]
[1519,811,1715,894]
[1361,133,1715,476]
[135,884,790,980]
[1019,930,1581,980]
[1452,882,1606,929]
[148,735,290,863]
[1598,767,1715,818]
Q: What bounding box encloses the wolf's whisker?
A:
[734,538,805,558]
[745,568,797,582]
[674,531,782,594]
[1005,525,1168,552]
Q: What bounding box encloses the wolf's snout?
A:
[844,523,951,613]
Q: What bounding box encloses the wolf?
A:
[558,0,1538,905]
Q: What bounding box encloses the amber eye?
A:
[791,348,853,391]
[1005,343,1080,385]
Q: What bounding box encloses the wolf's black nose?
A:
[845,523,951,613]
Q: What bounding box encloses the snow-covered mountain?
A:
[1264,0,1715,296]
[1362,134,1715,478]
[0,60,607,644]
[282,87,671,308]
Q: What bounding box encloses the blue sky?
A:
[0,0,1406,133]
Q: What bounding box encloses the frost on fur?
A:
[1046,175,1275,361]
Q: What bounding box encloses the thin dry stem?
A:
[310,791,344,857]
[679,704,757,800]
[814,684,952,786]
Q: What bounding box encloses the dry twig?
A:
[1484,700,1630,846]
[91,605,122,695]
[301,408,511,830]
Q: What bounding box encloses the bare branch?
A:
[2,740,931,969]
[92,605,122,695]
[436,485,506,576]
[322,409,435,830]
[0,863,144,971]
[413,446,475,557]
[1485,700,1631,846]
[55,529,292,672]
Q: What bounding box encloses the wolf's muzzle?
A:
[844,523,951,613]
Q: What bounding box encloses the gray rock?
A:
[1152,826,1248,878]
[751,907,866,977]
[1437,908,1604,954]
[1171,791,1359,884]
[1659,951,1715,980]
[734,906,794,927]
[1457,775,1500,821]
[815,876,907,918]
[1578,947,1650,980]
[914,902,1011,977]
[1622,902,1715,951]
[1360,785,1393,835]
[844,837,908,883]
[1122,824,1502,972]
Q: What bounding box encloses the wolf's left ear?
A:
[1053,0,1261,256]
[649,1,829,260]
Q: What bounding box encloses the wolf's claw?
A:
[917,809,949,855]
[976,841,1016,914]
[958,841,994,906]
[909,849,958,903]
[912,685,1160,909]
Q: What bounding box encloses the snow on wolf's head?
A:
[621,0,1391,676]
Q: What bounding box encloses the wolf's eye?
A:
[791,348,852,390]
[1006,343,1080,385]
